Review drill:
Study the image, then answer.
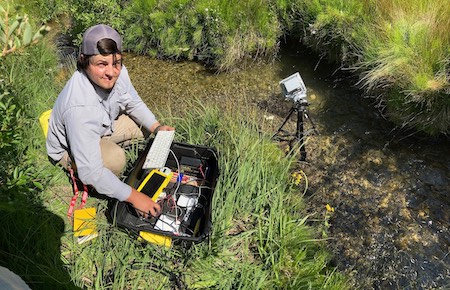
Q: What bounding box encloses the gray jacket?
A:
[47,66,157,201]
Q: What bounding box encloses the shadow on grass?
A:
[0,201,81,290]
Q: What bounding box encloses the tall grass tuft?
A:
[353,0,450,134]
[301,0,368,65]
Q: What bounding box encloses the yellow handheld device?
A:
[135,169,173,247]
[137,169,173,201]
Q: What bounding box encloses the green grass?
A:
[30,0,450,133]
[351,0,450,134]
[51,99,348,289]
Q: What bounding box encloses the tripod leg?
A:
[272,106,296,139]
[297,110,307,161]
[304,112,319,135]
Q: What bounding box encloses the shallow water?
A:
[125,45,450,289]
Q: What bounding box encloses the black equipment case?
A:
[107,139,219,247]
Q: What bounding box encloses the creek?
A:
[124,44,450,290]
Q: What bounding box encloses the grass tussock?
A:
[351,0,450,134]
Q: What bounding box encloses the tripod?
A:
[272,99,318,161]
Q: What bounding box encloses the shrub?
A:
[121,0,281,70]
[65,0,125,46]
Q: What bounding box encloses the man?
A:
[47,24,173,217]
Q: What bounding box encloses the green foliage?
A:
[273,0,315,36]
[0,81,26,198]
[0,3,50,57]
[0,2,59,206]
[121,0,280,70]
[5,0,68,23]
[25,0,69,23]
[0,84,21,151]
[1,43,61,117]
[66,0,125,46]
[300,0,367,65]
[0,43,56,204]
[0,86,43,206]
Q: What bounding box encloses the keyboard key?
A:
[142,130,175,169]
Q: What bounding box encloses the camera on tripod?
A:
[279,72,308,104]
[273,72,318,161]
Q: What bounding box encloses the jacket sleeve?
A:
[64,106,132,201]
[118,66,158,131]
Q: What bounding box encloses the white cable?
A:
[169,149,181,233]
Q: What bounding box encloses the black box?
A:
[107,140,219,246]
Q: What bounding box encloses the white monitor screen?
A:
[280,72,306,97]
[284,76,301,93]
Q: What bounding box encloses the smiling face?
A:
[85,54,123,91]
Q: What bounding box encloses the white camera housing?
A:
[279,72,307,103]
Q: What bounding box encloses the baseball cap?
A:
[81,24,122,55]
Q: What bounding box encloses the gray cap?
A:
[80,24,122,55]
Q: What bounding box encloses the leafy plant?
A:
[0,3,49,57]
[0,2,57,203]
[66,0,125,47]
[121,0,280,70]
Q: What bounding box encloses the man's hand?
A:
[150,122,175,135]
[126,188,161,217]
[157,125,175,132]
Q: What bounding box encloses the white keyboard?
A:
[142,130,175,169]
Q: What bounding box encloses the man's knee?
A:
[100,139,126,176]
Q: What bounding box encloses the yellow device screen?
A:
[137,169,172,201]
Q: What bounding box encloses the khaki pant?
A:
[59,115,147,176]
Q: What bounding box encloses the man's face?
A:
[85,54,122,90]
